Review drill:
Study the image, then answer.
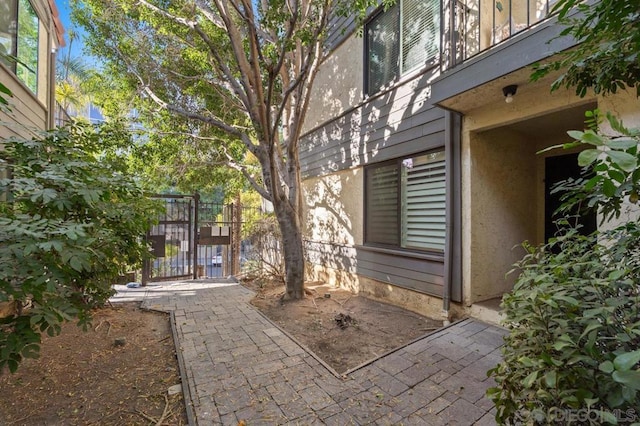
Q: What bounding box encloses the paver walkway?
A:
[111,279,506,425]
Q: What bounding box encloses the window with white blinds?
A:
[365,150,446,253]
[366,0,440,95]
[366,7,400,96]
[401,151,446,251]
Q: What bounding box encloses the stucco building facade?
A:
[300,0,639,323]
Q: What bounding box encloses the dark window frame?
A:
[364,0,441,96]
[364,148,446,254]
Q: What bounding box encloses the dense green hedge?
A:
[0,121,159,373]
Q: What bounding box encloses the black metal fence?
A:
[143,194,196,283]
[442,0,558,67]
[142,194,266,284]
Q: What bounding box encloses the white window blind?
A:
[402,0,441,73]
[366,6,400,95]
[366,150,446,253]
[401,151,446,251]
[366,0,441,94]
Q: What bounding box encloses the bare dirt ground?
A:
[244,279,444,374]
[0,303,187,426]
[0,280,443,425]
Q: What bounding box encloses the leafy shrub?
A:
[488,225,640,424]
[488,113,640,424]
[244,215,284,281]
[548,111,639,223]
[0,121,158,372]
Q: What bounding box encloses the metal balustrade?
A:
[442,0,558,68]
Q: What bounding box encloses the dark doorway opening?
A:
[544,153,597,243]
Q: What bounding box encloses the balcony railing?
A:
[442,0,558,69]
[54,101,71,128]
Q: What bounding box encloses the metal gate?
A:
[196,201,236,279]
[143,194,197,284]
[142,194,251,284]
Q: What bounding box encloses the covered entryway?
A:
[544,153,597,243]
[466,101,597,312]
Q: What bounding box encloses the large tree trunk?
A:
[273,198,305,300]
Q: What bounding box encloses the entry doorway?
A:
[544,153,597,243]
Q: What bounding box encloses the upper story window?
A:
[0,0,40,94]
[366,0,441,95]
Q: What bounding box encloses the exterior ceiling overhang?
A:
[48,0,66,47]
[430,14,579,115]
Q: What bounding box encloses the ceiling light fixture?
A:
[502,84,518,104]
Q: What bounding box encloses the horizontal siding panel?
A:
[356,258,443,283]
[0,70,47,139]
[305,240,444,296]
[362,87,435,127]
[301,132,445,178]
[302,112,444,167]
[300,103,443,161]
[357,247,444,275]
[357,264,443,295]
[301,62,445,178]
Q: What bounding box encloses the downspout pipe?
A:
[443,110,461,321]
[443,111,454,320]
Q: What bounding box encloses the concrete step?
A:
[470,297,504,326]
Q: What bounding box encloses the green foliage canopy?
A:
[0,121,159,373]
[70,0,395,297]
[532,0,640,97]
[547,112,640,223]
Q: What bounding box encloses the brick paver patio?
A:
[111,279,506,425]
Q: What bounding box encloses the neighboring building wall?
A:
[0,0,63,140]
[0,70,48,138]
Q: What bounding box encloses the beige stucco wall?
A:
[302,168,363,245]
[597,89,640,230]
[303,35,364,134]
[467,126,537,302]
[461,81,597,305]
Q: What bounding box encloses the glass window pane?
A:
[0,0,17,69]
[402,0,440,73]
[366,5,400,94]
[366,163,399,245]
[17,0,38,93]
[401,151,446,251]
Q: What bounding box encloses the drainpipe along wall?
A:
[443,110,463,322]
